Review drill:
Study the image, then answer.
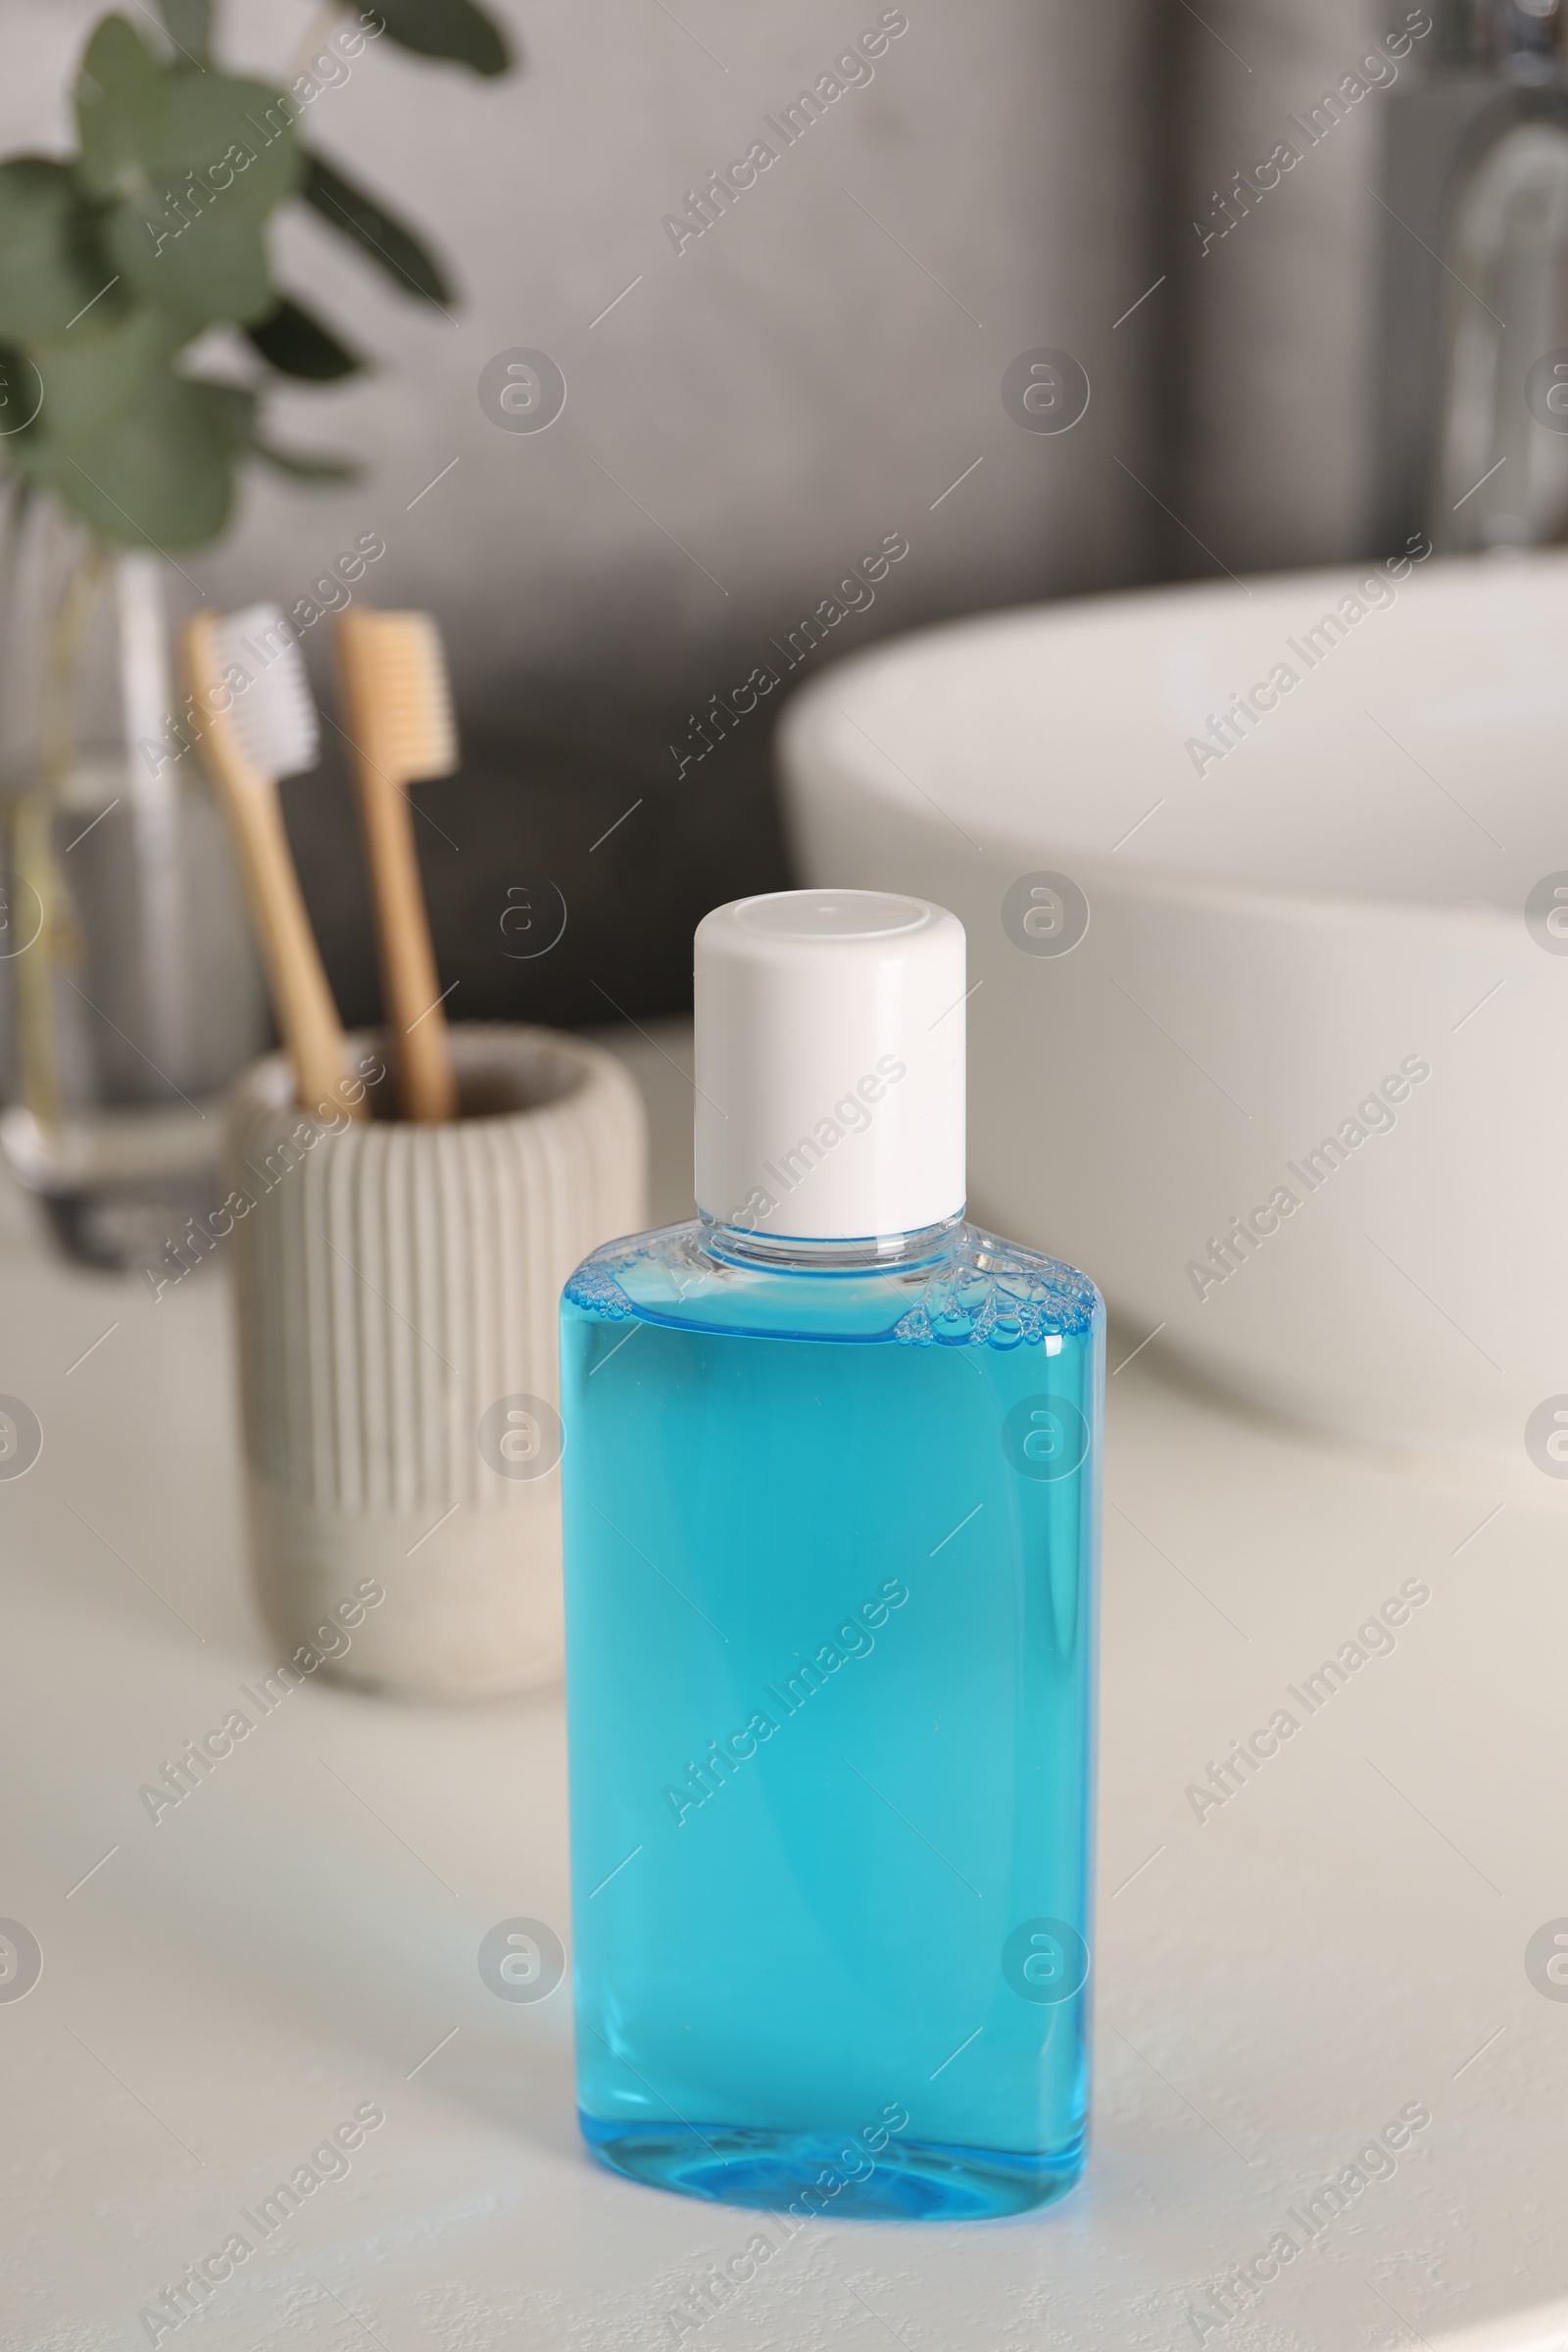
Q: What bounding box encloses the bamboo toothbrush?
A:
[333,607,460,1124]
[182,603,367,1120]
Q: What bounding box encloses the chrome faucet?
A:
[1398,0,1568,546]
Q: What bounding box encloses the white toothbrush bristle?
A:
[211,602,319,780]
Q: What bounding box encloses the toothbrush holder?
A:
[223,1024,647,1699]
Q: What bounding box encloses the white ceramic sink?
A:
[777,552,1568,1480]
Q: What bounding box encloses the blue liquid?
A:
[561,1216,1102,2220]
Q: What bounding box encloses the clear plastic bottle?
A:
[561,892,1102,2220]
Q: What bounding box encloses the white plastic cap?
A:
[693,889,966,1240]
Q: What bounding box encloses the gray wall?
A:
[8,0,1406,1022]
[1160,0,1388,577]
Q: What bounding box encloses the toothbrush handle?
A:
[181,612,365,1121]
[222,780,367,1120]
[351,765,458,1124]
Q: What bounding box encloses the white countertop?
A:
[3,1022,1565,2352]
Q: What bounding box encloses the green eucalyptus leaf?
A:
[245,294,363,380]
[157,0,213,63]
[158,73,302,221]
[368,0,512,75]
[83,39,302,225]
[30,303,187,447]
[300,151,454,305]
[81,38,302,328]
[15,368,234,548]
[0,345,46,441]
[107,194,274,324]
[76,16,165,200]
[253,440,360,482]
[0,158,110,340]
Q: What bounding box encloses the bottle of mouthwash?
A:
[561,890,1102,2220]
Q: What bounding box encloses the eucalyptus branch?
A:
[13,541,108,1135]
[0,0,511,551]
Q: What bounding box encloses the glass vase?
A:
[0,501,268,1270]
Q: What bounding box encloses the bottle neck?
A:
[699,1209,964,1275]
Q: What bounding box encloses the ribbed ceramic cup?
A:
[224,1025,646,1698]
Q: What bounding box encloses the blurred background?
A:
[3,0,1433,1030]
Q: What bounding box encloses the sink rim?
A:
[778,552,1564,942]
